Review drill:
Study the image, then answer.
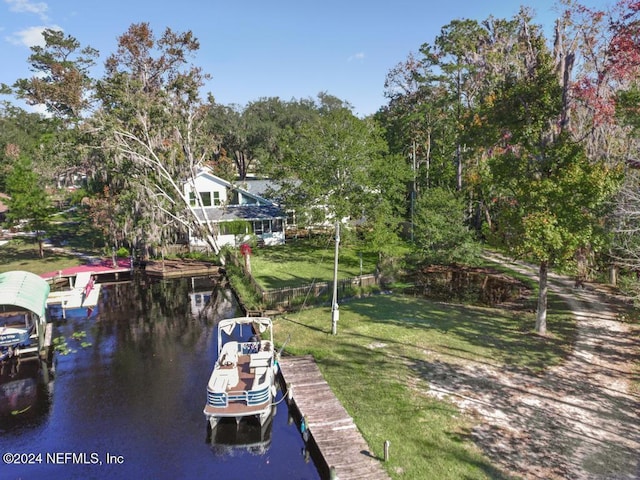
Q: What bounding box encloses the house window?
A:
[253,220,273,235]
[212,191,221,206]
[200,192,212,207]
[272,219,283,232]
[189,191,213,207]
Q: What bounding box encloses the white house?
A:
[183,169,286,249]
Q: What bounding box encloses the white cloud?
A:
[5,24,61,48]
[348,52,365,62]
[5,0,49,21]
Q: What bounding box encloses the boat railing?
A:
[207,383,271,408]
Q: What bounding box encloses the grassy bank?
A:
[248,239,381,289]
[274,293,575,480]
[0,238,85,275]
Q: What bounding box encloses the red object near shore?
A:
[239,243,252,257]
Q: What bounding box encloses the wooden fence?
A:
[261,274,379,308]
[227,252,379,309]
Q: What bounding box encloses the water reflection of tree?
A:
[94,276,238,353]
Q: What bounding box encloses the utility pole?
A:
[411,140,416,243]
[331,220,340,335]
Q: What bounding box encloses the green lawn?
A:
[249,239,380,289]
[1,208,104,276]
[0,238,85,275]
[274,293,575,480]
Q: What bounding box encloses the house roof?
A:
[240,179,279,198]
[195,168,273,206]
[194,205,286,223]
[240,179,300,205]
[0,270,50,319]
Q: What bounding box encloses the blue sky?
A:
[1,0,612,117]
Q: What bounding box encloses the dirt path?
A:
[422,253,640,479]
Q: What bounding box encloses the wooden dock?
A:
[279,355,390,480]
[143,259,224,278]
[42,265,132,285]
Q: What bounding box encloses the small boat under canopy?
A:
[0,271,50,362]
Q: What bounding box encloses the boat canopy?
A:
[0,271,50,320]
[218,317,272,335]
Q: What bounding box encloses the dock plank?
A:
[279,355,390,480]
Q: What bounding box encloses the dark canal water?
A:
[0,276,320,480]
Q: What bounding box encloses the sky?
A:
[1,0,613,117]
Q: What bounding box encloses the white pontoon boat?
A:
[204,317,278,428]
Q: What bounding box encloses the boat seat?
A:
[211,375,229,393]
[252,367,268,390]
[219,341,238,366]
[250,351,272,369]
[208,365,239,391]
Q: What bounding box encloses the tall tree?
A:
[485,25,616,334]
[205,103,248,180]
[382,53,457,214]
[432,19,489,191]
[8,29,100,192]
[94,23,222,256]
[609,2,640,275]
[205,96,319,181]
[6,156,52,258]
[554,0,640,282]
[277,99,409,252]
[0,103,56,192]
[551,0,640,164]
[12,28,98,121]
[381,9,544,237]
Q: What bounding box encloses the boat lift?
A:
[0,271,51,362]
[46,271,101,319]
